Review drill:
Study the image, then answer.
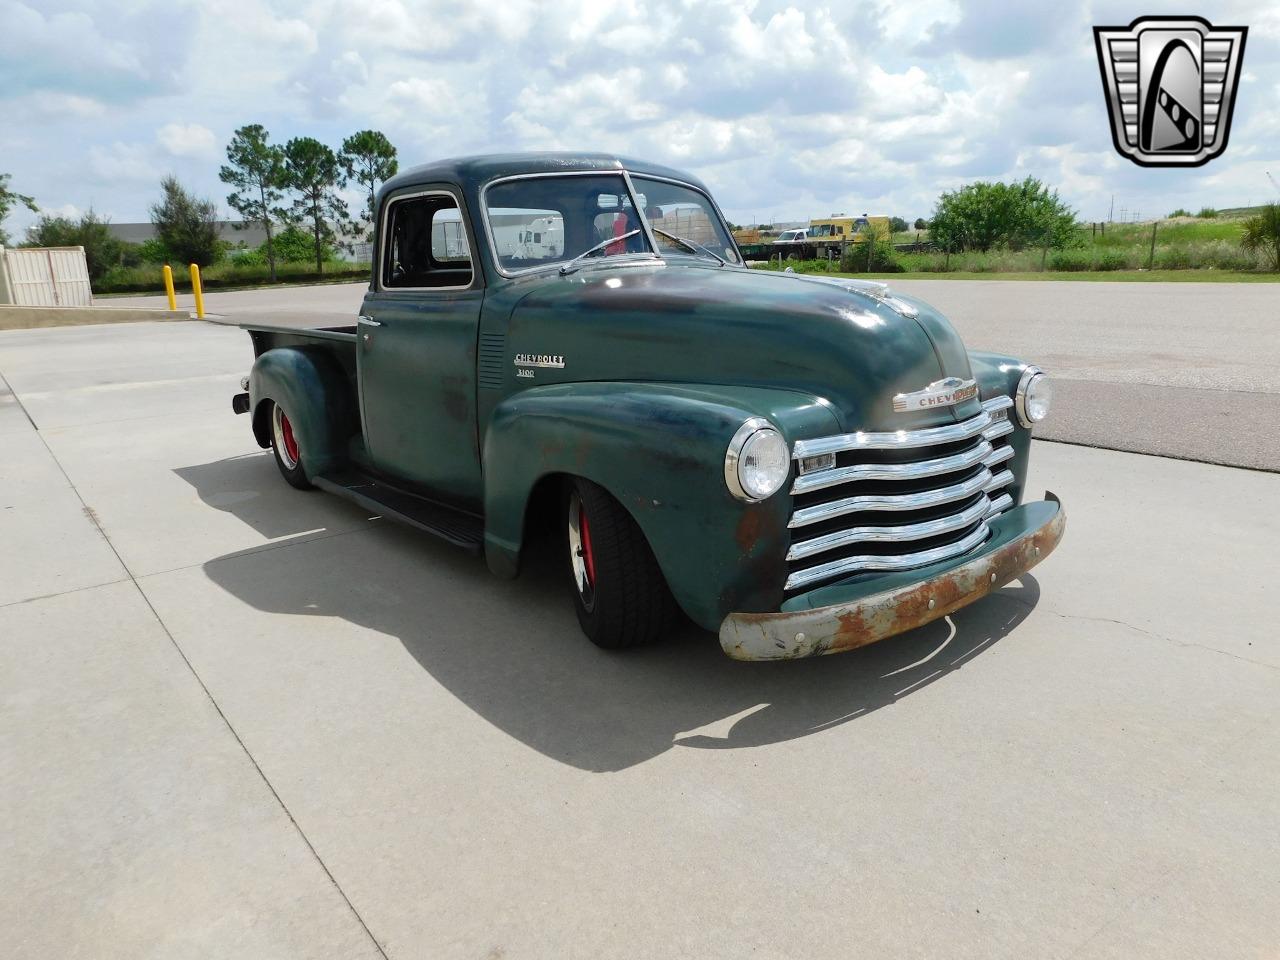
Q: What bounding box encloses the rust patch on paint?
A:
[734,507,764,553]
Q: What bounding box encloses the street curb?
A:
[0,305,191,330]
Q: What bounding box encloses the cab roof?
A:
[380,152,712,196]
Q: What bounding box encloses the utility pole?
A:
[1109,194,1114,222]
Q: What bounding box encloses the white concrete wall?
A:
[0,246,92,306]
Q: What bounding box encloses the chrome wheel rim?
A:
[272,403,299,470]
[567,492,596,611]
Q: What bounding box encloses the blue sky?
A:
[1,0,1277,236]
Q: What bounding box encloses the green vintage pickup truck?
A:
[232,152,1063,660]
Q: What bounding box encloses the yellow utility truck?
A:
[808,214,891,257]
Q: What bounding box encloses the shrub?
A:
[271,225,333,263]
[1196,207,1218,218]
[1168,208,1192,218]
[840,227,902,272]
[1240,203,1280,271]
[1048,250,1093,271]
[929,176,1078,252]
[23,210,125,281]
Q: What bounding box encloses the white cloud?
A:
[88,142,159,183]
[1,0,1276,227]
[156,123,217,158]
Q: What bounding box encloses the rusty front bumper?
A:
[719,497,1065,661]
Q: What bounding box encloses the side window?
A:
[383,193,472,289]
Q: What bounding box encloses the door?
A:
[358,188,484,510]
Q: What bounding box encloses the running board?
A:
[313,470,484,554]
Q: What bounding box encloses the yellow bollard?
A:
[190,263,205,319]
[162,264,177,311]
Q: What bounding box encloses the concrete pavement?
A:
[106,277,1280,470]
[1,318,1277,958]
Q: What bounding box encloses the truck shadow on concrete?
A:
[181,454,1041,772]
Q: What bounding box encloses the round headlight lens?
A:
[1016,367,1052,426]
[1025,374,1052,422]
[726,422,789,501]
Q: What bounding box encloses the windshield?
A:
[485,174,654,273]
[631,176,740,265]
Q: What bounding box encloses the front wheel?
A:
[565,479,676,649]
[269,401,313,490]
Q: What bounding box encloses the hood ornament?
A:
[786,273,920,318]
[893,377,978,413]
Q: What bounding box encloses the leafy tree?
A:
[340,129,398,235]
[150,175,222,267]
[1168,208,1192,218]
[890,216,908,233]
[24,210,124,281]
[220,125,286,281]
[929,177,1077,252]
[282,137,350,273]
[1196,207,1218,218]
[1240,203,1280,271]
[0,173,38,246]
[913,217,927,230]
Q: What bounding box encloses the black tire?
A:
[268,400,313,490]
[565,478,676,649]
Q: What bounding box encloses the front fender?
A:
[969,350,1034,506]
[482,382,840,630]
[249,347,356,478]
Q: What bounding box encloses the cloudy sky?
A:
[2,0,1277,237]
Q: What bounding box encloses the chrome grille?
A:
[785,396,1016,592]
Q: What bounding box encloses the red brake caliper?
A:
[281,413,300,463]
[580,508,597,587]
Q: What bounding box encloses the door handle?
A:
[358,315,381,347]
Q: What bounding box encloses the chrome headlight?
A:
[725,419,789,502]
[1015,366,1052,427]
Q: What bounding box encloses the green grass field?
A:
[770,210,1276,277]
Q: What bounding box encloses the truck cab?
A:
[234,152,1063,660]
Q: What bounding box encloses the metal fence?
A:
[0,246,93,306]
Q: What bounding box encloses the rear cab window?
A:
[382,192,473,289]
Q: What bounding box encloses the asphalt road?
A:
[2,319,1278,958]
[108,277,1280,471]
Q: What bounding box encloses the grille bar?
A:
[789,467,994,529]
[791,439,993,495]
[792,409,993,459]
[787,495,992,562]
[983,419,1013,442]
[984,493,1013,518]
[783,395,1017,593]
[785,523,991,592]
[983,469,1014,494]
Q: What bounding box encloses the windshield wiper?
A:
[559,229,646,275]
[652,228,727,266]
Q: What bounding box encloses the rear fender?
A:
[249,346,356,477]
[482,382,839,630]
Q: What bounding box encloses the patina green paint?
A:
[482,381,839,629]
[239,152,1052,630]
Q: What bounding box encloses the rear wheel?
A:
[565,478,676,649]
[269,401,312,490]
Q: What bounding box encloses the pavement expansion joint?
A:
[19,424,392,960]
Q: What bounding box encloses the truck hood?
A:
[505,262,978,432]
